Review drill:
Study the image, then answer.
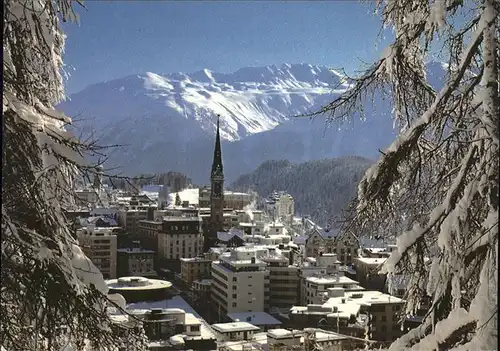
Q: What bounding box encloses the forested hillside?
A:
[231,157,371,226]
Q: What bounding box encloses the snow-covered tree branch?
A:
[314,0,498,349]
[2,0,147,349]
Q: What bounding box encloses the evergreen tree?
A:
[2,0,147,349]
[314,0,498,349]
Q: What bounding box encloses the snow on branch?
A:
[313,0,498,349]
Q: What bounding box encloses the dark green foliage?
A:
[231,156,372,226]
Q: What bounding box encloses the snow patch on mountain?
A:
[62,63,347,142]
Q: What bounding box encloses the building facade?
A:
[180,256,213,286]
[210,247,269,321]
[260,252,300,309]
[139,216,204,270]
[305,228,359,265]
[77,228,118,279]
[117,243,156,278]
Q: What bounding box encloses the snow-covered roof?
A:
[180,256,212,262]
[267,328,302,339]
[224,191,252,197]
[106,277,172,291]
[212,322,260,333]
[117,247,155,254]
[80,216,118,227]
[291,291,404,320]
[140,185,163,193]
[355,257,387,266]
[227,312,282,326]
[305,275,359,285]
[293,235,307,245]
[307,227,340,241]
[168,188,200,205]
[217,228,244,242]
[126,296,217,339]
[359,236,394,248]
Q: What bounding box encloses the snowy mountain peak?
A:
[62,63,348,142]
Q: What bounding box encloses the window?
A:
[232,302,237,307]
[233,277,237,282]
[232,294,237,298]
[381,316,387,322]
[190,325,200,332]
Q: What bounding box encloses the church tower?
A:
[205,115,225,252]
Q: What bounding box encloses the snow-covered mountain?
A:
[62,63,348,140]
[58,62,444,183]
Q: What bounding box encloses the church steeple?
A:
[205,114,225,252]
[211,115,224,179]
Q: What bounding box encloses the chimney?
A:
[289,250,294,266]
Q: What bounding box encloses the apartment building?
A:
[275,193,295,222]
[137,219,163,252]
[211,322,260,342]
[198,187,255,211]
[305,228,359,264]
[210,247,270,321]
[118,307,216,350]
[354,257,387,291]
[198,186,211,208]
[77,227,118,279]
[302,275,364,305]
[116,207,153,234]
[224,191,254,210]
[180,256,212,286]
[260,249,300,308]
[290,290,405,345]
[138,215,204,271]
[116,243,156,278]
[305,228,338,258]
[162,217,203,261]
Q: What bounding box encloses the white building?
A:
[265,191,295,223]
[211,247,270,319]
[303,275,364,305]
[211,322,260,342]
[274,193,295,222]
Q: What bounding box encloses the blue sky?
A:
[63,1,392,94]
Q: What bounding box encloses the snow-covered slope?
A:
[61,63,348,141]
[58,62,445,184]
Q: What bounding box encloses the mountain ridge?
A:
[58,62,444,183]
[63,62,347,141]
